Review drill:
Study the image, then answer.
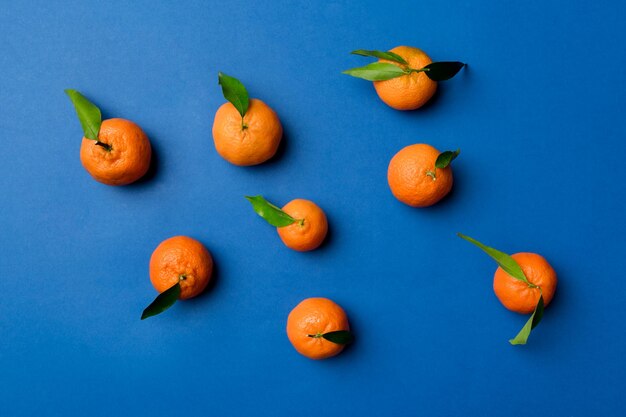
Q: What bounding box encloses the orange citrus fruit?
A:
[149,236,213,300]
[387,143,453,207]
[286,297,350,360]
[80,118,151,185]
[277,199,328,251]
[373,46,437,110]
[212,98,282,166]
[494,252,557,314]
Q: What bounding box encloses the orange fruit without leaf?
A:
[373,46,437,110]
[387,143,453,207]
[494,252,557,314]
[277,199,328,251]
[149,236,213,300]
[286,297,350,360]
[212,98,282,166]
[80,118,151,186]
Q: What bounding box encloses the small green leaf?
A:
[218,72,249,118]
[141,282,180,320]
[435,149,461,169]
[342,62,407,81]
[245,195,297,227]
[509,295,544,345]
[65,89,102,141]
[322,330,354,345]
[423,61,465,81]
[351,49,408,65]
[457,233,531,285]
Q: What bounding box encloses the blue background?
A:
[1,0,625,415]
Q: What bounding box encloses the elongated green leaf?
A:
[457,233,530,284]
[342,62,407,81]
[141,282,180,320]
[218,72,249,118]
[65,89,102,141]
[435,149,461,169]
[245,195,297,227]
[423,61,465,81]
[509,295,544,345]
[322,330,354,345]
[351,49,408,65]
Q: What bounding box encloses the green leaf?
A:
[423,61,465,81]
[245,195,297,227]
[64,89,102,141]
[435,149,461,169]
[457,233,531,285]
[342,62,407,81]
[351,49,408,65]
[509,295,544,345]
[218,72,249,118]
[322,330,354,345]
[141,282,180,320]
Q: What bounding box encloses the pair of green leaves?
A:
[245,195,301,227]
[65,89,102,142]
[218,72,249,126]
[308,330,354,345]
[343,49,465,82]
[457,233,544,345]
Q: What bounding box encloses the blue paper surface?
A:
[1,0,625,415]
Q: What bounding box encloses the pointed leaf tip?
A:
[509,295,544,345]
[65,89,102,141]
[435,149,460,169]
[141,282,181,320]
[457,233,530,285]
[218,72,249,118]
[245,195,297,227]
[350,49,408,65]
[322,330,354,345]
[343,62,406,81]
[423,61,465,81]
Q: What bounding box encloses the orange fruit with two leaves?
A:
[142,236,213,319]
[286,297,353,360]
[387,144,459,207]
[212,72,282,166]
[246,196,328,252]
[494,252,557,314]
[374,46,437,110]
[343,46,465,110]
[458,233,558,345]
[66,90,151,186]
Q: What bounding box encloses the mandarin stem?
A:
[94,141,112,151]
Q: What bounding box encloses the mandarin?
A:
[277,199,328,251]
[212,98,282,166]
[149,236,213,300]
[80,118,151,186]
[387,143,453,207]
[286,297,350,360]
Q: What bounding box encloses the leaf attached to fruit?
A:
[308,330,354,345]
[422,62,466,81]
[218,72,249,118]
[141,282,181,320]
[65,89,102,141]
[342,62,408,81]
[510,295,544,345]
[350,49,408,65]
[435,149,461,169]
[245,195,298,227]
[457,233,531,285]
